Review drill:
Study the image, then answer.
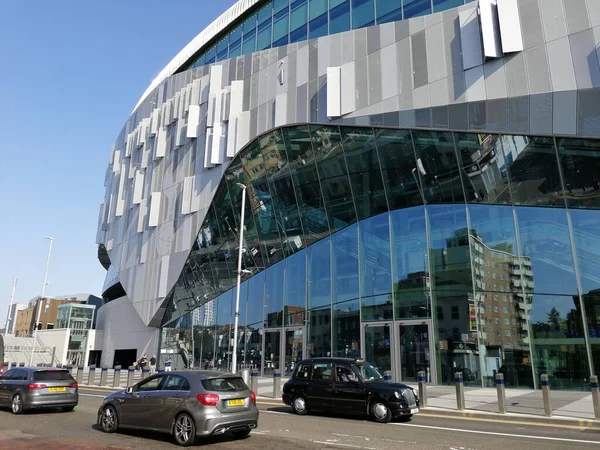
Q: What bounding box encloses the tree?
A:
[547,308,562,331]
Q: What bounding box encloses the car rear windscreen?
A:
[201,377,248,392]
[33,370,74,382]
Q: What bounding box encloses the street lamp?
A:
[231,183,247,374]
[30,236,53,367]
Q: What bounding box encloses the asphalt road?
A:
[0,387,599,449]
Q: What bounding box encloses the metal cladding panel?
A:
[150,108,160,136]
[148,193,161,227]
[497,0,524,53]
[182,176,193,215]
[327,67,342,118]
[133,171,144,205]
[155,128,167,159]
[341,62,356,115]
[187,104,200,139]
[459,6,484,70]
[480,0,503,59]
[227,116,239,157]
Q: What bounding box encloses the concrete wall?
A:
[36,329,70,365]
[95,296,159,367]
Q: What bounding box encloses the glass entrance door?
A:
[263,330,281,376]
[361,322,394,377]
[397,321,434,383]
[284,327,305,376]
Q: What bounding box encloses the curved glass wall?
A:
[180,0,477,72]
[161,124,600,391]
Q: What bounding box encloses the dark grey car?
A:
[97,370,259,446]
[0,367,79,414]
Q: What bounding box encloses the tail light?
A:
[27,383,48,390]
[196,393,220,406]
[69,382,78,389]
[249,390,256,404]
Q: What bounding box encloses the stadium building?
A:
[97,0,600,389]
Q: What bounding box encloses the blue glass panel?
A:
[360,213,393,321]
[308,306,332,357]
[308,238,332,309]
[258,2,274,24]
[265,261,285,327]
[243,14,258,34]
[556,138,600,210]
[330,0,346,6]
[376,0,402,23]
[352,0,375,29]
[515,207,578,296]
[242,36,256,55]
[257,24,273,50]
[290,0,308,43]
[333,223,360,304]
[309,14,328,38]
[330,0,351,34]
[332,299,360,358]
[247,271,265,326]
[285,251,307,326]
[433,0,463,12]
[230,25,243,43]
[570,209,600,295]
[274,0,289,14]
[273,12,290,47]
[309,0,328,20]
[391,207,429,319]
[229,41,242,58]
[403,0,432,18]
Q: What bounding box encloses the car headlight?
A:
[394,391,401,400]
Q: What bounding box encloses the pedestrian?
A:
[149,355,157,374]
[165,356,173,372]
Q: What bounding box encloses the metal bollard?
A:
[418,371,427,408]
[240,368,250,386]
[496,373,507,414]
[384,370,392,381]
[250,371,259,394]
[455,372,465,411]
[100,367,108,386]
[113,366,121,388]
[541,374,552,417]
[273,371,282,399]
[127,366,135,387]
[591,376,600,420]
[76,366,84,384]
[2,362,8,373]
[88,365,96,385]
[142,367,150,379]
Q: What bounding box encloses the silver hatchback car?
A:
[0,367,79,414]
[97,370,259,446]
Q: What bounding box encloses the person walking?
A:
[149,355,157,374]
[165,356,173,372]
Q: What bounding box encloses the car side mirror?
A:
[126,386,134,394]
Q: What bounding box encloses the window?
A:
[201,377,248,391]
[451,306,459,320]
[11,370,28,381]
[294,363,312,379]
[163,375,191,391]
[494,306,498,313]
[494,295,498,302]
[504,318,509,325]
[505,330,511,337]
[33,370,74,382]
[335,365,359,383]
[136,376,163,392]
[503,295,507,303]
[0,369,15,380]
[495,318,500,324]
[503,307,508,314]
[311,362,333,381]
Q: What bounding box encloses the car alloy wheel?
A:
[174,413,196,446]
[292,396,308,415]
[11,394,23,415]
[101,405,118,433]
[370,401,392,423]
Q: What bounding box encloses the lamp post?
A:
[231,183,247,374]
[4,277,18,336]
[30,236,53,367]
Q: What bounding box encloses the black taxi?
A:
[282,357,419,423]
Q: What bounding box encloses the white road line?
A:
[265,410,289,415]
[391,423,600,445]
[79,394,105,398]
[312,441,375,449]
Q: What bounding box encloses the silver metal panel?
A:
[381,44,398,101]
[187,105,200,139]
[480,0,503,59]
[484,58,507,99]
[459,6,483,71]
[326,67,341,118]
[497,0,524,53]
[426,22,446,83]
[546,37,578,92]
[569,29,600,89]
[148,193,161,227]
[525,45,552,94]
[539,0,567,43]
[553,90,577,135]
[341,62,356,115]
[563,0,591,35]
[465,66,486,102]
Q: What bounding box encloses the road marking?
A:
[331,433,403,444]
[265,410,289,415]
[312,440,375,449]
[80,394,105,398]
[391,422,600,445]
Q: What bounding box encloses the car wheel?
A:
[11,394,23,415]
[292,395,308,415]
[173,413,196,447]
[100,405,119,433]
[370,400,392,423]
[62,406,75,412]
[232,429,251,439]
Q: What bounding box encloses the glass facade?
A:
[162,124,600,391]
[180,0,476,71]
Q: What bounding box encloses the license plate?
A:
[48,387,66,393]
[227,399,245,407]
[410,408,419,414]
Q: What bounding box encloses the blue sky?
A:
[0,0,236,325]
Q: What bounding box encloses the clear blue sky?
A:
[0,0,236,326]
